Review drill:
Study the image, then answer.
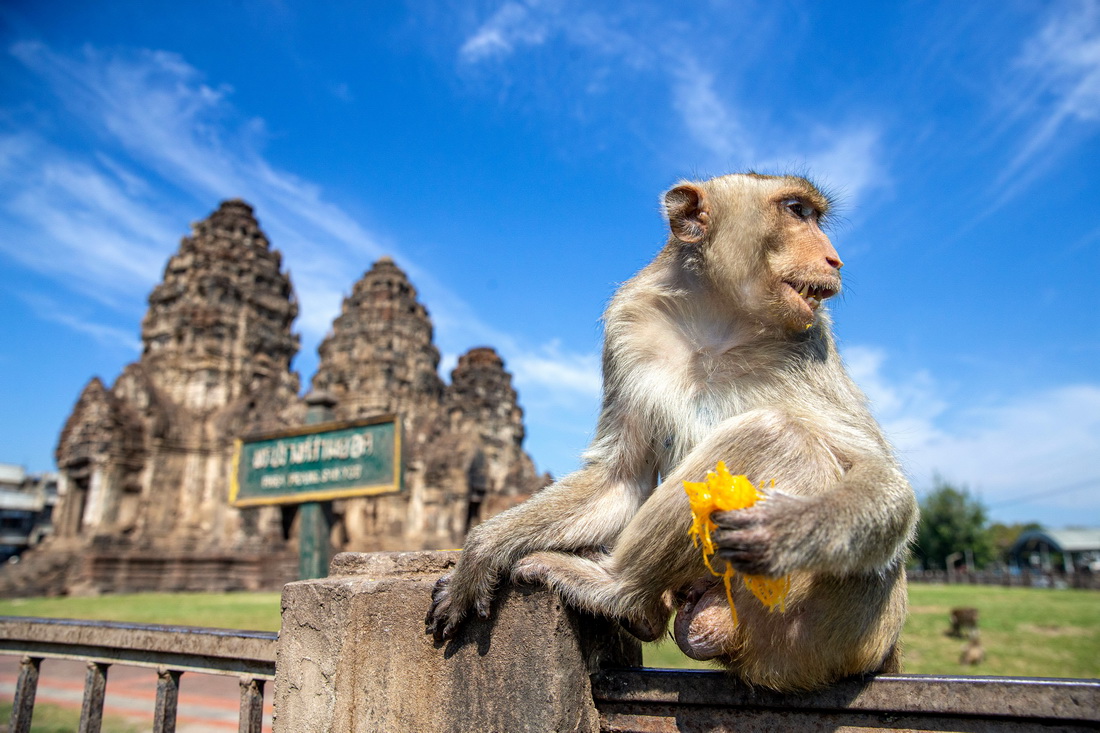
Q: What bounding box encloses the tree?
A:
[988,521,1044,565]
[914,478,995,571]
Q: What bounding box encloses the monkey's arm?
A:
[713,452,917,577]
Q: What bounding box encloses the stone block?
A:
[274,550,641,732]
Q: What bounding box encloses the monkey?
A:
[426,172,918,691]
[959,629,985,666]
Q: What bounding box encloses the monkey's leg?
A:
[427,463,652,640]
[511,478,697,640]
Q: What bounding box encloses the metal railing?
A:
[0,615,276,733]
[6,613,1100,732]
[592,668,1100,732]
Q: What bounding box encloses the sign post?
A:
[230,392,401,580]
[300,392,336,580]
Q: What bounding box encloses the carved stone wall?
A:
[53,200,303,556]
[441,347,543,521]
[312,259,549,551]
[32,201,549,594]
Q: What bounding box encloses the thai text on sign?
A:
[230,415,401,506]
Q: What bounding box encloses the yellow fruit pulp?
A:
[683,461,791,625]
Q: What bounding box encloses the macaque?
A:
[426,173,918,691]
[959,630,985,666]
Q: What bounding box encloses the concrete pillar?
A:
[274,550,641,733]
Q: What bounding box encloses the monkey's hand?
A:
[425,563,497,641]
[711,491,812,577]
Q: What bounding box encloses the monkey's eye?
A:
[781,199,816,220]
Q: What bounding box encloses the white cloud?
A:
[0,133,173,307]
[5,38,611,388]
[510,341,601,399]
[4,40,547,397]
[10,43,237,194]
[17,292,142,353]
[802,127,888,210]
[1001,1,1100,179]
[459,1,552,63]
[843,344,1100,526]
[5,43,398,337]
[506,340,602,476]
[923,385,1100,490]
[2,39,610,483]
[455,6,887,208]
[668,56,752,162]
[2,44,402,350]
[843,345,946,448]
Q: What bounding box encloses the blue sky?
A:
[1,1,1097,528]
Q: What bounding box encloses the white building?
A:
[0,463,58,562]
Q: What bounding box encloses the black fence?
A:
[908,568,1100,590]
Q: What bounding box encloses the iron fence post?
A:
[77,660,109,733]
[152,666,181,733]
[9,654,40,733]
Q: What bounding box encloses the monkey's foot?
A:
[425,573,491,641]
[425,573,459,640]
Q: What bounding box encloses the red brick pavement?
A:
[1,655,273,732]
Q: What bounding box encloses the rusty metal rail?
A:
[593,668,1100,732]
[0,615,276,733]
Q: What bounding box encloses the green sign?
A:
[230,415,401,507]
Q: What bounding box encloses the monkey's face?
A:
[762,190,843,331]
[665,174,843,332]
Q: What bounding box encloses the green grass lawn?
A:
[901,583,1099,678]
[0,591,283,631]
[0,584,1096,678]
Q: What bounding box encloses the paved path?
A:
[1,655,273,732]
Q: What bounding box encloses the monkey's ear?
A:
[663,184,710,243]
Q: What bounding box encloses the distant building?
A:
[0,464,57,562]
[1010,529,1100,573]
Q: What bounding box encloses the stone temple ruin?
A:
[2,200,549,596]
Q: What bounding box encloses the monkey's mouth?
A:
[784,281,838,311]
